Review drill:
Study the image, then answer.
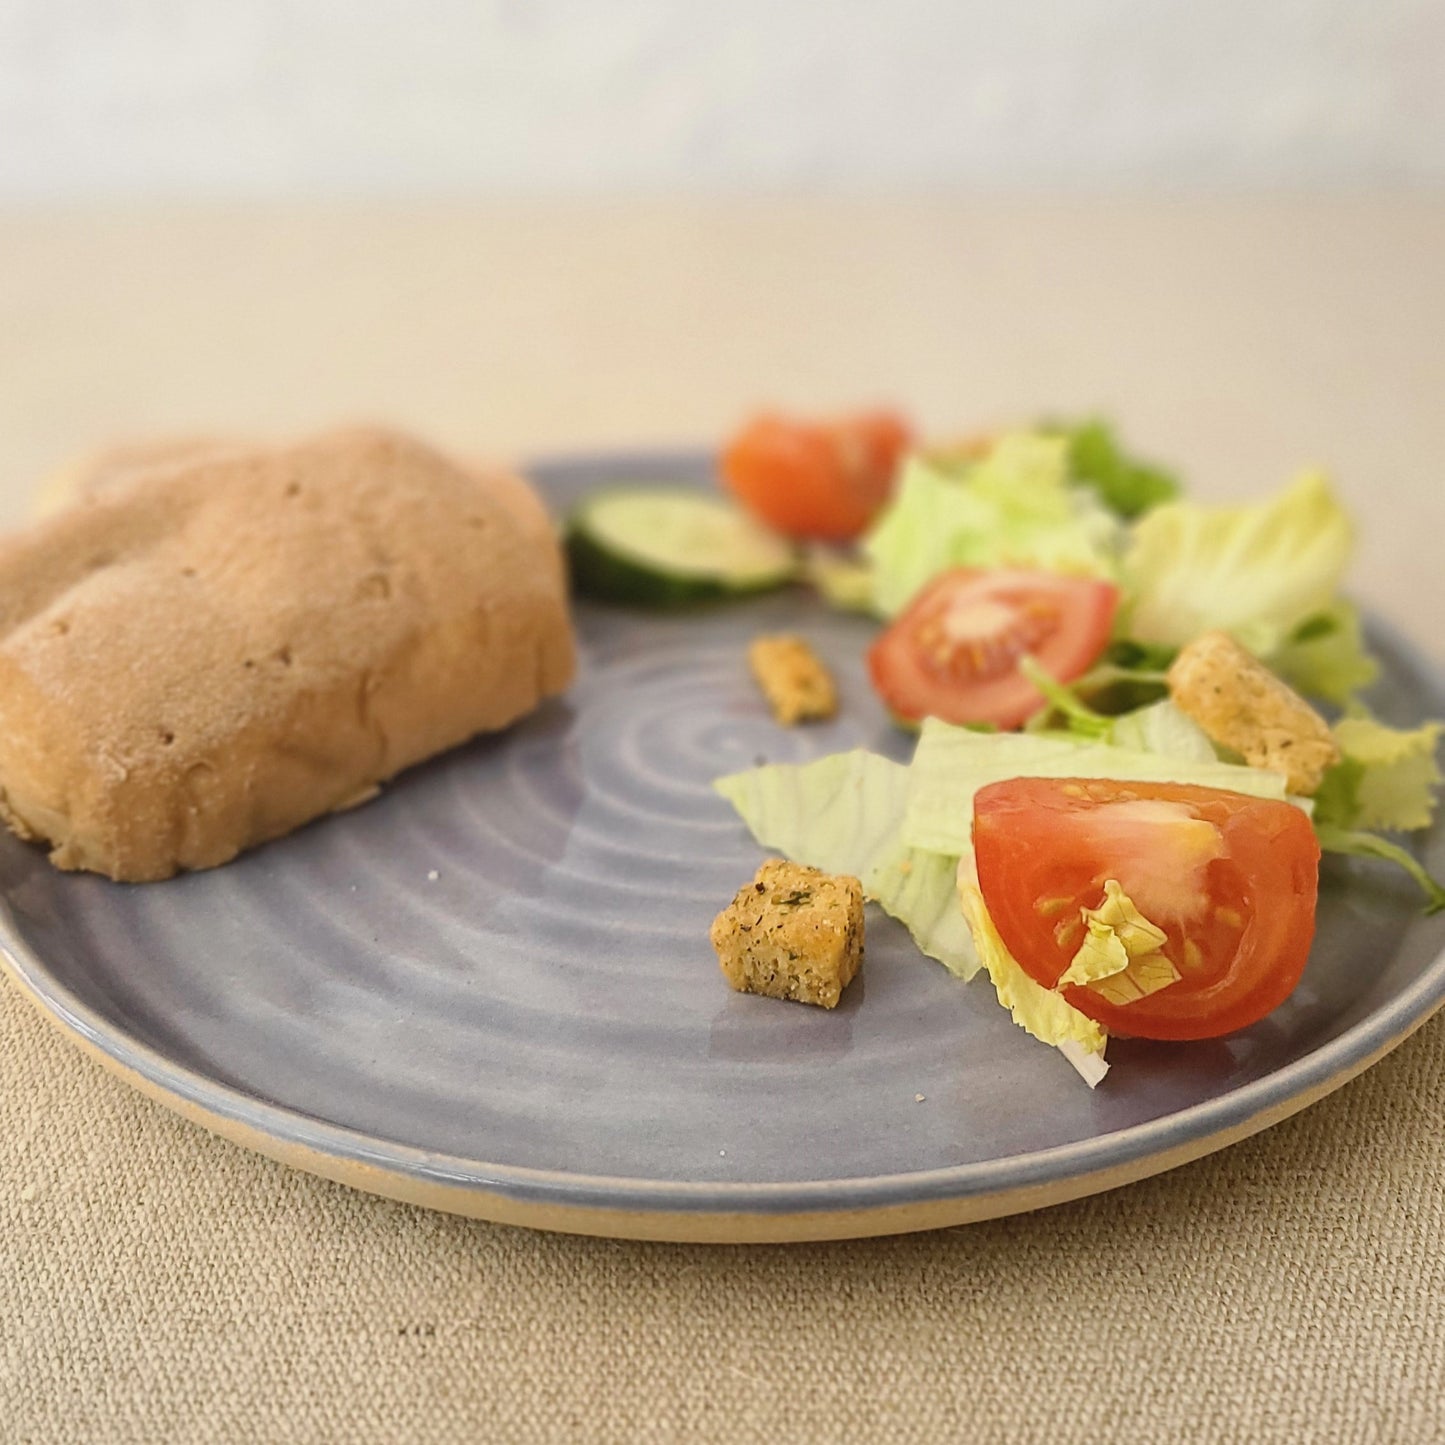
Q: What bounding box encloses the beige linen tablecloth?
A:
[3,199,1444,1443]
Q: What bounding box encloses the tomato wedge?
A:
[973,777,1321,1041]
[721,409,912,542]
[867,568,1118,729]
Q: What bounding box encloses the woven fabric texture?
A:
[4,974,1443,1445]
[4,198,1445,1445]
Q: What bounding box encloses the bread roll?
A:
[0,426,576,881]
[30,435,249,518]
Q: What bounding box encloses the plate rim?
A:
[4,451,1444,1241]
[4,904,1443,1240]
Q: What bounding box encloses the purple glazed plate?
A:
[2,451,1443,1242]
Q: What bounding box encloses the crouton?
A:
[747,634,838,725]
[1167,630,1340,795]
[710,858,863,1008]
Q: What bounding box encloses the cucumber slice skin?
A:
[565,488,798,608]
[566,527,748,608]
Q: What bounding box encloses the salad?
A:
[564,409,1445,1085]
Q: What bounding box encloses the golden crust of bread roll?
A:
[0,426,576,881]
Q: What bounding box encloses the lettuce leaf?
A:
[713,750,909,880]
[800,545,875,613]
[1107,700,1220,763]
[1019,656,1114,740]
[713,751,979,978]
[902,719,1294,858]
[957,858,1109,1083]
[1121,472,1354,656]
[1313,716,1444,833]
[1057,880,1180,1005]
[1086,639,1182,715]
[865,844,981,980]
[1268,600,1379,705]
[863,435,1123,617]
[1020,660,1216,760]
[1105,638,1180,673]
[1314,824,1445,914]
[1056,417,1181,519]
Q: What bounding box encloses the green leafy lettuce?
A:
[1055,417,1181,519]
[1269,600,1379,705]
[1297,714,1445,913]
[1121,472,1354,657]
[1314,716,1443,834]
[862,434,1123,617]
[1313,825,1445,914]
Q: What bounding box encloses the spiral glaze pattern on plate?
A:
[3,451,1445,1219]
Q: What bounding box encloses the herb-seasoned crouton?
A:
[1167,630,1340,795]
[710,858,863,1008]
[747,635,838,725]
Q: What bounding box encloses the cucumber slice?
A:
[566,487,798,606]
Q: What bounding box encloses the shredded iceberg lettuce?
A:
[1057,881,1180,1006]
[866,844,981,980]
[1021,662,1217,761]
[901,719,1294,859]
[957,860,1109,1084]
[713,750,909,878]
[1019,656,1114,740]
[712,751,979,977]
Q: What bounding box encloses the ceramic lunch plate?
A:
[4,451,1445,1244]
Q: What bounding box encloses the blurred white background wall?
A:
[2,0,1442,200]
